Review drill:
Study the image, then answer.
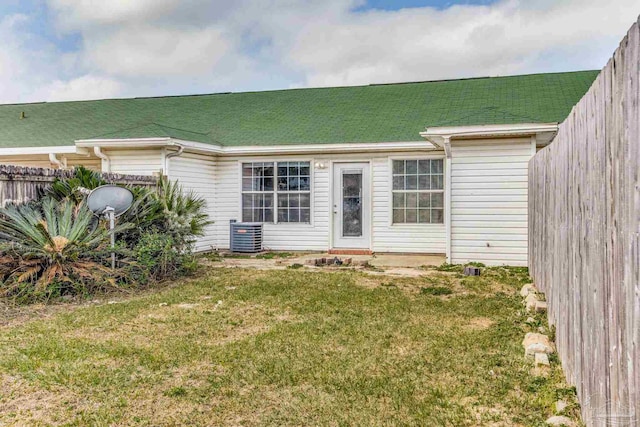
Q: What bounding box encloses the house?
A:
[0,71,598,266]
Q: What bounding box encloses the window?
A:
[242,161,311,223]
[392,159,444,224]
[242,162,274,222]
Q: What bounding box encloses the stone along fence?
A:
[0,165,157,207]
[528,17,639,427]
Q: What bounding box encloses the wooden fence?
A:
[529,17,639,427]
[0,165,157,207]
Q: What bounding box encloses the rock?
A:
[520,283,537,297]
[555,400,568,413]
[531,365,550,377]
[526,317,536,324]
[538,326,547,334]
[107,300,118,305]
[158,303,168,307]
[535,352,550,366]
[525,293,539,312]
[546,415,576,426]
[522,332,554,357]
[177,303,200,309]
[536,300,548,313]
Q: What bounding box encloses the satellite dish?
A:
[87,185,134,217]
[87,185,134,270]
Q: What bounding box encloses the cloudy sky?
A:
[0,0,637,103]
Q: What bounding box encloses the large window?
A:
[392,159,444,224]
[242,161,311,223]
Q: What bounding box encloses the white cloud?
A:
[281,0,640,86]
[34,75,123,102]
[83,25,230,77]
[0,0,638,103]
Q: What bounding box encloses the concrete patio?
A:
[210,252,446,277]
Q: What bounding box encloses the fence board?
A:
[529,16,640,427]
[0,165,156,207]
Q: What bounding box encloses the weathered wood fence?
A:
[0,165,157,207]
[529,17,639,427]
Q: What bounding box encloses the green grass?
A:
[0,266,579,426]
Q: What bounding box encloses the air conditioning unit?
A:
[230,220,263,253]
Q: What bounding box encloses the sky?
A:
[0,0,637,103]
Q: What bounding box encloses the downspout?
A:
[443,136,452,264]
[164,145,184,178]
[93,147,111,173]
[48,153,64,169]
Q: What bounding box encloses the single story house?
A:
[0,71,598,266]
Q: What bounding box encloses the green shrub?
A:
[0,169,211,303]
[133,232,197,281]
[42,166,106,204]
[0,198,129,301]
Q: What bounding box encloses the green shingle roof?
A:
[0,70,599,148]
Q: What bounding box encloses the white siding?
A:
[0,155,101,170]
[450,138,533,266]
[213,152,446,253]
[104,149,164,176]
[371,156,446,253]
[168,153,216,252]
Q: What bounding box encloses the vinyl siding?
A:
[371,156,446,253]
[0,155,101,170]
[450,138,533,266]
[213,152,446,253]
[104,149,164,176]
[168,153,216,252]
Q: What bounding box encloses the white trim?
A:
[75,138,438,156]
[420,123,559,147]
[0,145,83,156]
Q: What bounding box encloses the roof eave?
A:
[74,138,440,155]
[420,123,559,147]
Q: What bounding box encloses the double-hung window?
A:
[242,161,311,223]
[392,159,444,224]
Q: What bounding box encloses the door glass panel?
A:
[342,172,362,237]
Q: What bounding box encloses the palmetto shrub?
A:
[0,167,211,302]
[41,165,106,204]
[0,198,129,301]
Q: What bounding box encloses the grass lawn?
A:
[0,265,579,426]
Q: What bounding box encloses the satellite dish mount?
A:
[87,185,134,269]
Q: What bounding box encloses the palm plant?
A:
[154,176,210,250]
[0,198,130,299]
[42,166,106,204]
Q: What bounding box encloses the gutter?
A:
[75,138,439,156]
[93,146,111,172]
[48,153,65,169]
[420,123,559,147]
[443,137,452,262]
[164,145,185,176]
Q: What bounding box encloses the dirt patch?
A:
[0,374,88,426]
[467,317,496,330]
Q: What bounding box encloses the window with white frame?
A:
[242,161,311,223]
[392,159,444,224]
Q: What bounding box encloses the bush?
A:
[0,198,130,301]
[1,167,211,303]
[133,232,197,281]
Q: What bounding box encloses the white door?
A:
[332,162,371,249]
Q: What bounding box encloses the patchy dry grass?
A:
[0,266,578,426]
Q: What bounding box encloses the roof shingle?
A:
[0,70,599,148]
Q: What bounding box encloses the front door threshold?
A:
[328,249,373,255]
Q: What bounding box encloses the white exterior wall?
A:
[213,152,446,253]
[450,137,534,266]
[168,153,216,252]
[103,149,164,176]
